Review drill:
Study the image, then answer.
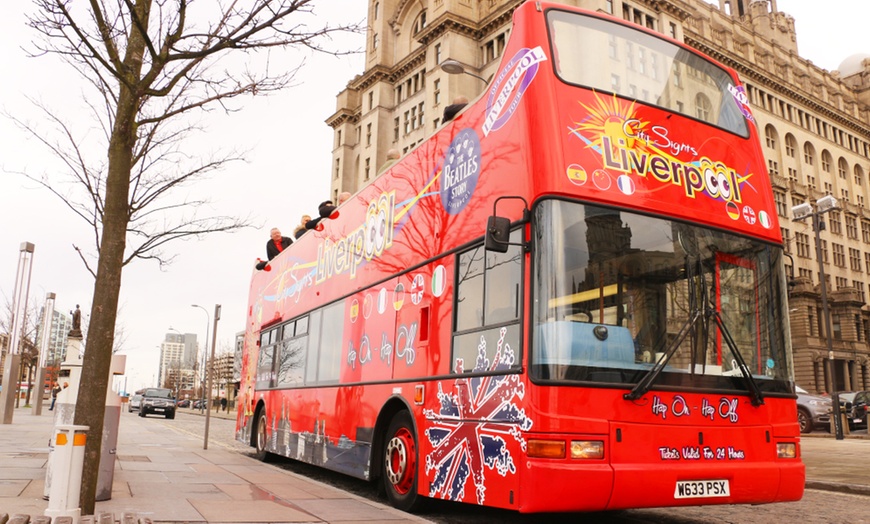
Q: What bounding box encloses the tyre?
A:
[166,411,175,420]
[382,411,423,512]
[139,410,145,418]
[797,408,812,434]
[253,408,273,462]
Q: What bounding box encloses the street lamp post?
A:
[792,195,844,440]
[203,304,221,450]
[191,304,210,414]
[439,59,488,84]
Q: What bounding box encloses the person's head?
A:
[338,192,352,204]
[270,228,282,242]
[387,148,400,160]
[63,382,69,388]
[300,214,311,225]
[453,95,469,105]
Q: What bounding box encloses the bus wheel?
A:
[382,411,423,512]
[254,409,271,461]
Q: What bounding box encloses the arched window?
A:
[803,142,815,166]
[821,150,832,173]
[855,164,865,186]
[695,93,712,123]
[785,134,797,157]
[764,124,778,149]
[413,10,427,34]
[838,157,849,179]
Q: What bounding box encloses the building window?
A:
[373,2,379,20]
[768,160,779,177]
[413,10,427,35]
[803,142,814,165]
[372,33,379,50]
[821,152,831,173]
[334,158,340,179]
[606,0,614,14]
[364,157,370,181]
[785,134,796,157]
[611,74,620,92]
[795,232,811,258]
[829,211,842,235]
[850,247,861,271]
[836,276,849,290]
[435,43,442,64]
[608,35,618,60]
[847,216,859,239]
[774,190,787,217]
[833,243,845,267]
[865,252,870,272]
[765,125,777,149]
[336,130,341,148]
[817,238,828,264]
[808,307,816,336]
[695,94,711,122]
[799,267,813,281]
[855,165,865,186]
[781,227,791,252]
[366,123,372,146]
[434,79,441,106]
[788,167,799,181]
[669,22,677,39]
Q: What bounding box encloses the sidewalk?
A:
[0,405,429,522]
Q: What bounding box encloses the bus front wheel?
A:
[382,411,423,512]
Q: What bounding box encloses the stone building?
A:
[327,0,870,394]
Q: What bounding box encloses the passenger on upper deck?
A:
[293,214,311,239]
[255,227,292,270]
[442,95,469,123]
[378,149,401,175]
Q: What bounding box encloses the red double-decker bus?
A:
[237,1,803,513]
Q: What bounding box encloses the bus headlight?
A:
[776,442,797,459]
[570,440,604,459]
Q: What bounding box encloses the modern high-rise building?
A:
[36,310,71,366]
[158,332,198,394]
[328,0,870,394]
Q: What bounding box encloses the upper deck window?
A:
[547,10,748,137]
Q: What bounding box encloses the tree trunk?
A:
[74,6,149,512]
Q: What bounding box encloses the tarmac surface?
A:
[1,404,868,522]
[0,405,427,523]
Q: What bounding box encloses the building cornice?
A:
[686,36,870,140]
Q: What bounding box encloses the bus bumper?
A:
[517,458,805,513]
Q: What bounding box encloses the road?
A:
[162,409,869,523]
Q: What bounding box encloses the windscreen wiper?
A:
[625,256,701,401]
[624,255,765,406]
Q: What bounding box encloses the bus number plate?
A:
[674,480,730,499]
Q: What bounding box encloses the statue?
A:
[69,304,83,337]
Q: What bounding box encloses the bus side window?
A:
[452,230,523,373]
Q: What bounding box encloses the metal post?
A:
[812,213,844,440]
[192,304,209,414]
[204,304,221,450]
[33,292,56,415]
[1,242,35,424]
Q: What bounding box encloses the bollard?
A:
[45,424,89,521]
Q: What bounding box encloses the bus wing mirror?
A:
[485,216,511,253]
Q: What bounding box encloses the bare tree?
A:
[20,0,360,513]
[1,295,42,407]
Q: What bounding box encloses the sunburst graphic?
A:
[570,92,649,154]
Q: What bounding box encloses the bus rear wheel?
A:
[254,409,272,461]
[382,411,423,512]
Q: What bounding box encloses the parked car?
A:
[192,399,206,409]
[138,388,176,419]
[128,394,142,413]
[847,391,870,430]
[796,386,832,434]
[176,399,190,408]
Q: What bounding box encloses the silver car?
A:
[796,386,832,434]
[128,394,142,413]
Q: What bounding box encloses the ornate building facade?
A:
[327,0,870,394]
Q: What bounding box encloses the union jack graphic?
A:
[423,328,533,504]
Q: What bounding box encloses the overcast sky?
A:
[2,1,868,395]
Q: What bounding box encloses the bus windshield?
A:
[547,9,749,137]
[531,200,793,394]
